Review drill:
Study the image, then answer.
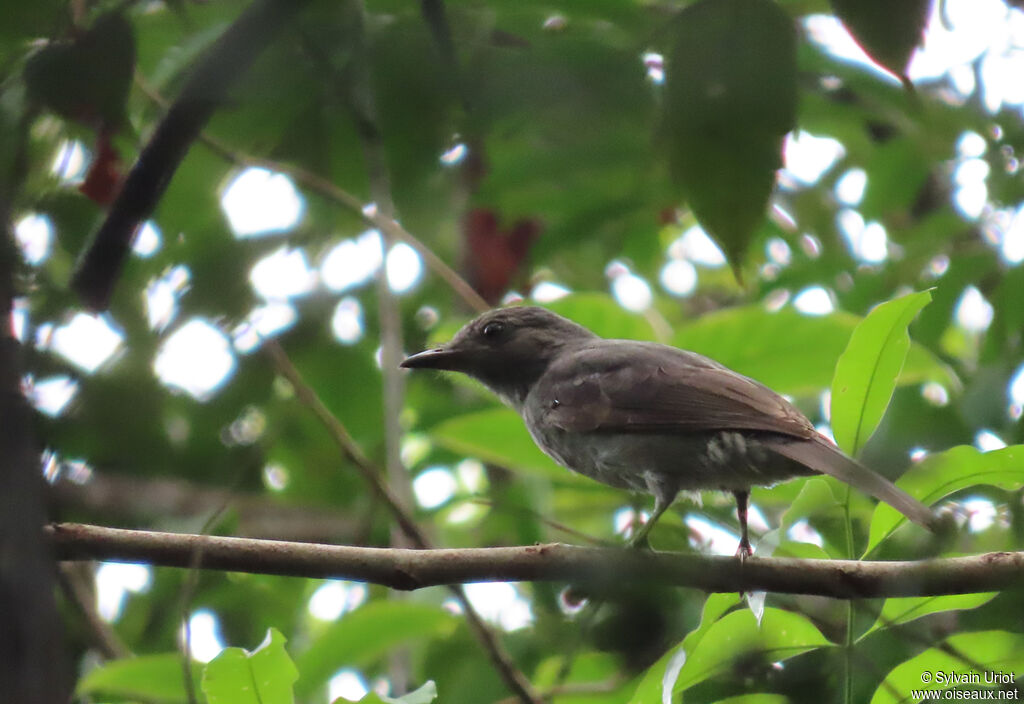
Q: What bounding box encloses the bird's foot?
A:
[735,538,753,596]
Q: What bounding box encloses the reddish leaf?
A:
[463,208,541,304]
[78,132,123,206]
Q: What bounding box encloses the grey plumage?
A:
[401,306,936,552]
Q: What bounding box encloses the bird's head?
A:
[401,306,597,404]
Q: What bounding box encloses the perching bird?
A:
[401,306,936,554]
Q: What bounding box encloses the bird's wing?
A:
[537,341,816,439]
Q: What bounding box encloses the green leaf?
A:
[865,444,1024,554]
[630,593,740,704]
[547,293,659,341]
[429,407,570,480]
[670,608,830,696]
[781,477,843,530]
[201,627,298,704]
[295,602,457,698]
[674,305,952,397]
[76,654,202,703]
[831,0,930,81]
[716,696,790,704]
[862,592,998,639]
[870,631,1024,704]
[24,12,136,126]
[354,680,438,704]
[830,290,932,455]
[663,0,796,273]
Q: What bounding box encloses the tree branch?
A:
[72,0,313,310]
[135,77,489,314]
[265,341,543,704]
[49,523,1024,599]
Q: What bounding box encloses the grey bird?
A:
[401,306,936,554]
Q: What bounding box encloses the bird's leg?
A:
[733,489,753,560]
[627,493,672,549]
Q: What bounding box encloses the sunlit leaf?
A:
[547,293,659,341]
[295,602,457,698]
[663,0,796,274]
[781,477,843,530]
[630,593,740,704]
[865,445,1024,555]
[669,608,830,696]
[674,305,952,397]
[862,592,998,639]
[354,680,438,704]
[429,407,570,480]
[202,627,297,704]
[76,654,202,703]
[831,290,932,455]
[870,631,1024,704]
[716,695,790,704]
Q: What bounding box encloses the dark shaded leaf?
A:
[831,0,931,82]
[24,13,136,127]
[663,0,797,275]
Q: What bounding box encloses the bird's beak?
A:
[400,345,463,371]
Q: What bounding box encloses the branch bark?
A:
[71,0,313,310]
[49,523,1024,599]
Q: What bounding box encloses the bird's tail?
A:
[767,435,937,531]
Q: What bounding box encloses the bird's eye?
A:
[482,322,504,339]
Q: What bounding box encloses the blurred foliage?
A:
[3,0,1024,702]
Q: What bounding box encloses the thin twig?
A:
[264,341,425,546]
[49,523,1024,598]
[56,564,131,660]
[470,499,614,547]
[176,500,232,704]
[264,341,543,704]
[72,0,314,310]
[134,76,489,314]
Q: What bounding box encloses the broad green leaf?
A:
[354,680,438,704]
[674,306,953,398]
[429,294,659,346]
[547,293,659,341]
[865,444,1024,554]
[429,407,569,480]
[862,592,998,639]
[870,631,1024,704]
[533,652,633,703]
[771,540,833,560]
[630,593,740,704]
[77,654,202,703]
[202,628,298,704]
[780,477,842,530]
[670,608,830,696]
[295,602,457,698]
[717,696,790,704]
[23,12,135,126]
[664,0,796,273]
[831,0,930,81]
[830,290,932,455]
